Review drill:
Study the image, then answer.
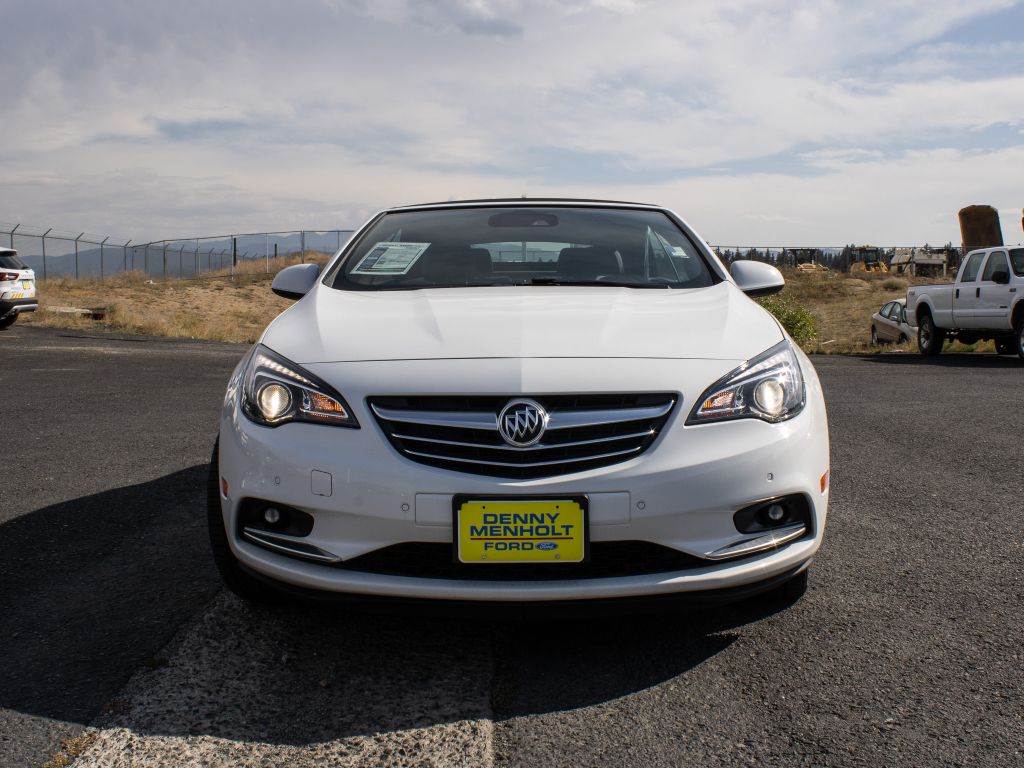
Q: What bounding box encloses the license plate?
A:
[22,281,32,290]
[454,496,587,563]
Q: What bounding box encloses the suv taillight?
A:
[0,272,20,281]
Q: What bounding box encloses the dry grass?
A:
[23,252,330,344]
[22,258,994,354]
[777,268,994,354]
[42,732,98,768]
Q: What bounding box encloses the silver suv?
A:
[0,248,37,329]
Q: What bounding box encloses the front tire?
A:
[917,313,944,356]
[0,315,16,330]
[1016,319,1024,361]
[207,438,281,603]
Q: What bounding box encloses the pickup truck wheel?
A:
[917,314,944,356]
[1017,321,1024,361]
[207,438,282,604]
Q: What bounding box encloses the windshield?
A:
[1011,248,1024,277]
[0,253,27,270]
[329,207,717,290]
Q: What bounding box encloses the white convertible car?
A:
[210,199,830,606]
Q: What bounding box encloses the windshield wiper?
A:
[526,277,670,289]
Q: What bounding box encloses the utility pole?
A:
[41,228,52,280]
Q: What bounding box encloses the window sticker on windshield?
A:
[670,246,690,257]
[350,242,430,275]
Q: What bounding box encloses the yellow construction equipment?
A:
[849,246,888,274]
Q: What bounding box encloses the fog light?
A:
[263,507,282,525]
[754,379,786,416]
[766,503,786,523]
[257,383,292,421]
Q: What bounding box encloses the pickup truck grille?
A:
[369,393,676,479]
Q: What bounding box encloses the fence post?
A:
[232,237,237,277]
[300,230,306,263]
[100,236,108,281]
[162,244,167,279]
[265,233,270,273]
[41,228,51,280]
[196,239,200,276]
[124,240,131,274]
[74,233,84,279]
[179,244,185,278]
[144,245,149,275]
[9,223,17,249]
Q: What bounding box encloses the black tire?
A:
[917,312,944,356]
[1017,319,1024,361]
[0,315,16,330]
[870,327,878,346]
[207,438,282,603]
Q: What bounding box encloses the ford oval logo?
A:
[536,542,558,551]
[496,398,549,447]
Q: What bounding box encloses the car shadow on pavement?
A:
[486,595,796,718]
[1,464,801,748]
[852,352,1022,368]
[0,466,221,729]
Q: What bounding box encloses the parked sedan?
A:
[0,248,37,329]
[871,298,915,345]
[209,199,830,608]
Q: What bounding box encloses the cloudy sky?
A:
[2,0,1023,245]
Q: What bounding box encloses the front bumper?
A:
[0,297,38,317]
[217,355,830,602]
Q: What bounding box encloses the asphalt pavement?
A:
[1,325,1021,767]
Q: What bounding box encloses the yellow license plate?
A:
[22,281,32,290]
[455,498,587,563]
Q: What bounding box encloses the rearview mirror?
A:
[272,263,321,300]
[730,260,785,297]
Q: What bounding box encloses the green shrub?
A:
[756,293,818,347]
[881,277,908,291]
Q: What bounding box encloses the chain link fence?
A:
[0,223,354,280]
[0,220,967,281]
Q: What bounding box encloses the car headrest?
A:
[420,246,493,282]
[557,247,624,279]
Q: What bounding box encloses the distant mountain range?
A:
[10,231,353,278]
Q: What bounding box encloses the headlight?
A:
[240,344,358,428]
[687,340,805,425]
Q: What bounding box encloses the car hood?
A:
[262,282,784,364]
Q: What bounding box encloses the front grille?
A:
[369,393,677,478]
[339,541,703,580]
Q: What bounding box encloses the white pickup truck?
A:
[906,246,1024,359]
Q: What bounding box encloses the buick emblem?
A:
[497,399,549,447]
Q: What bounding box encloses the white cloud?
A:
[0,0,1022,243]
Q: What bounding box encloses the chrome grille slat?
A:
[404,445,643,469]
[390,428,656,452]
[371,402,673,431]
[369,393,677,479]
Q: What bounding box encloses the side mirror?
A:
[992,270,1010,285]
[271,263,321,300]
[730,260,785,297]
